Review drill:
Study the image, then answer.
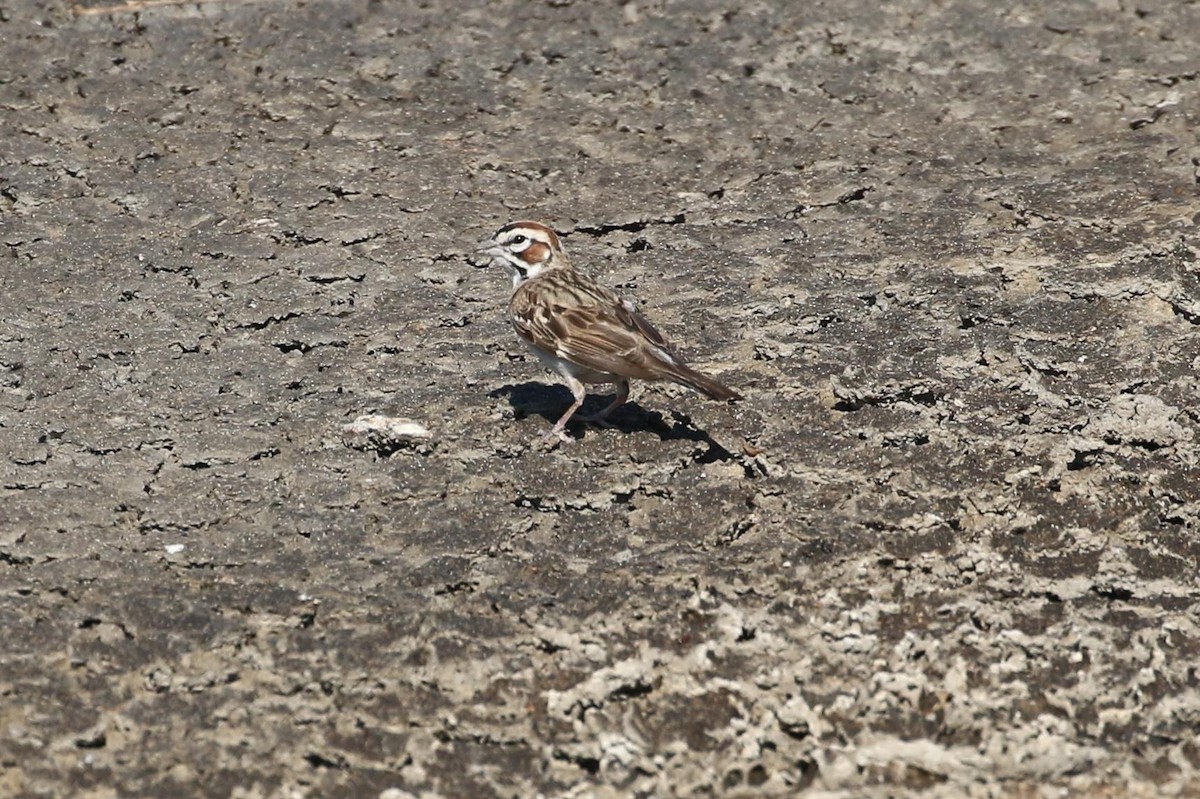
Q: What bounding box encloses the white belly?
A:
[525,342,616,384]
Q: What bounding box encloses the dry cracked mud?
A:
[2,0,1199,797]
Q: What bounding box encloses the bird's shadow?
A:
[489,382,736,457]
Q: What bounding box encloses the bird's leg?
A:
[543,374,588,443]
[580,379,630,427]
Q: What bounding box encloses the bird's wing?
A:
[511,272,685,380]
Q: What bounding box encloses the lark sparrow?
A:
[476,221,740,442]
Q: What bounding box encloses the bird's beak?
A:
[472,238,502,267]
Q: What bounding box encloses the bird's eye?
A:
[509,234,531,252]
[511,235,527,245]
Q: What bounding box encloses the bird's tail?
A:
[667,364,742,401]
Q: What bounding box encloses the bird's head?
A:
[476,221,568,287]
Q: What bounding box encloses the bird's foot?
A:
[538,425,575,447]
[578,412,617,429]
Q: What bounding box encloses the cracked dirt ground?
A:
[2,0,1199,796]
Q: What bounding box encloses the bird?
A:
[476,220,740,442]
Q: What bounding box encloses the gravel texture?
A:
[2,0,1199,797]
